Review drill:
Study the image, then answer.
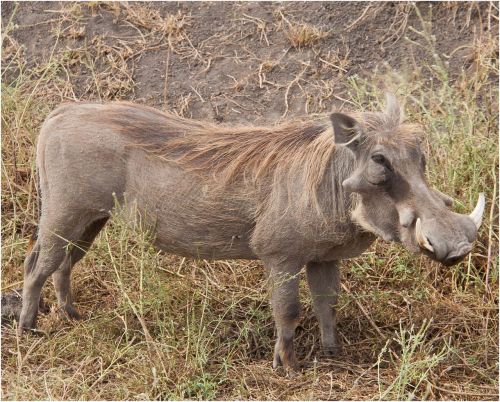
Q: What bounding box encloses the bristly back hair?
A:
[102,102,335,201]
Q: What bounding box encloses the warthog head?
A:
[331,94,484,266]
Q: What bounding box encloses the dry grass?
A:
[1,2,498,400]
[284,22,328,49]
[278,12,329,49]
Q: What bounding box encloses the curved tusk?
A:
[469,193,486,229]
[415,218,434,253]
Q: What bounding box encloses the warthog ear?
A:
[384,92,404,125]
[330,113,362,154]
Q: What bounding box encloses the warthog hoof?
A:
[59,304,82,320]
[323,345,343,357]
[273,355,310,378]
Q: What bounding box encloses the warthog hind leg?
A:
[52,217,108,320]
[18,211,108,334]
[306,260,342,356]
[19,234,68,332]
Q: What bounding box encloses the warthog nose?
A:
[442,244,473,266]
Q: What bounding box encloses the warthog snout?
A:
[414,193,484,266]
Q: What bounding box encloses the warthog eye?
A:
[366,153,394,186]
[371,153,393,171]
[371,154,386,164]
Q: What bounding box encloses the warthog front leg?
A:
[266,260,302,371]
[306,260,341,356]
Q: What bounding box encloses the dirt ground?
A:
[1,1,499,400]
[1,1,493,123]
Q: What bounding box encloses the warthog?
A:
[18,94,484,370]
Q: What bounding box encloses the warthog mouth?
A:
[413,193,484,266]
